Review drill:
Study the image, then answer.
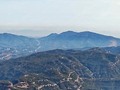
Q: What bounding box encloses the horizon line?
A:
[0,30,119,39]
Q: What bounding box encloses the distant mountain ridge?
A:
[39,31,120,51]
[0,31,120,60]
[0,33,40,60]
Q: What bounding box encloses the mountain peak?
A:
[60,30,77,35]
[2,33,14,36]
[0,33,29,39]
[48,33,58,37]
[59,31,102,36]
[80,31,100,35]
[0,33,19,38]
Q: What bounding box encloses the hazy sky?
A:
[0,0,120,37]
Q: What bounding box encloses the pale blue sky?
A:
[0,0,120,37]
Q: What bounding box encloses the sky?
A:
[0,0,120,37]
